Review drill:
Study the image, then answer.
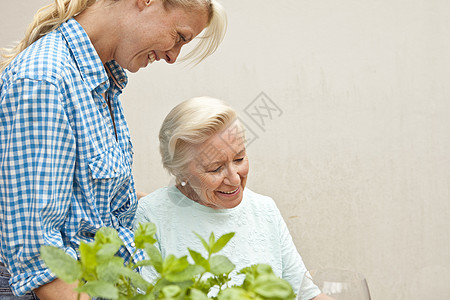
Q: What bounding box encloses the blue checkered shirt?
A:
[0,18,144,296]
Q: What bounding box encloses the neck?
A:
[74,2,119,64]
[176,184,206,206]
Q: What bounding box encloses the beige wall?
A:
[2,1,450,299]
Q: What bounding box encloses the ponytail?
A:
[0,0,95,72]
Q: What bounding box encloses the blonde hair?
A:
[0,0,96,73]
[0,0,227,72]
[175,0,227,65]
[159,97,241,177]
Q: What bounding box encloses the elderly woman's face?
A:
[184,123,249,209]
[116,0,208,72]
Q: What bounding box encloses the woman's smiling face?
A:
[116,0,208,72]
[182,122,249,209]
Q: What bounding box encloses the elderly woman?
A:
[0,0,226,299]
[135,97,332,300]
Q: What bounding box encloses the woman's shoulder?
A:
[244,188,279,212]
[6,32,72,82]
[139,186,175,207]
[135,186,175,225]
[138,186,192,213]
[244,188,275,203]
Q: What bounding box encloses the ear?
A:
[137,0,152,11]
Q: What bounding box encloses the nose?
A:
[164,45,182,64]
[223,164,240,186]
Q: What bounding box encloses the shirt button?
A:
[114,168,117,173]
[102,103,107,108]
[131,242,136,247]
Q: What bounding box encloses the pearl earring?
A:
[181,181,186,187]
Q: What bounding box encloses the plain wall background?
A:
[1,1,449,299]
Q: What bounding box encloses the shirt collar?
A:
[58,18,128,93]
[105,60,128,90]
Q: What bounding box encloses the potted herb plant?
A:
[40,223,296,300]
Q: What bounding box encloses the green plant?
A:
[40,223,296,300]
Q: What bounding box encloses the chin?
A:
[123,60,142,73]
[222,197,243,209]
[126,66,140,73]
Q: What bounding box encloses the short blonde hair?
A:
[0,0,227,72]
[159,97,240,177]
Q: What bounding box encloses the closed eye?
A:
[208,165,222,173]
[177,33,187,44]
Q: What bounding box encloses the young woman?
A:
[0,1,226,298]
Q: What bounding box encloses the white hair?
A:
[159,96,243,177]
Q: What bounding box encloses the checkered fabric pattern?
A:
[0,18,144,296]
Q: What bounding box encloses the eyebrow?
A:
[235,149,246,157]
[202,148,247,168]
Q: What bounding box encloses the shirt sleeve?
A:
[0,78,77,296]
[276,206,321,300]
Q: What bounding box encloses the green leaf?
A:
[165,264,204,282]
[135,223,157,249]
[154,278,193,296]
[193,232,210,253]
[217,287,252,300]
[209,273,232,289]
[40,245,82,283]
[95,227,123,246]
[162,255,175,273]
[253,274,295,300]
[144,243,163,273]
[163,255,192,281]
[163,255,189,274]
[254,264,273,275]
[75,281,119,300]
[196,277,216,294]
[238,265,255,275]
[79,242,98,281]
[240,264,282,292]
[116,281,129,299]
[239,264,273,280]
[208,232,215,250]
[161,285,181,297]
[134,259,154,267]
[209,255,235,276]
[188,288,209,300]
[96,256,126,284]
[188,248,209,271]
[130,294,155,300]
[96,242,122,263]
[241,272,255,290]
[121,268,151,291]
[211,232,235,254]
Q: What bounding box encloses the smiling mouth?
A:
[218,187,239,195]
[148,51,156,64]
